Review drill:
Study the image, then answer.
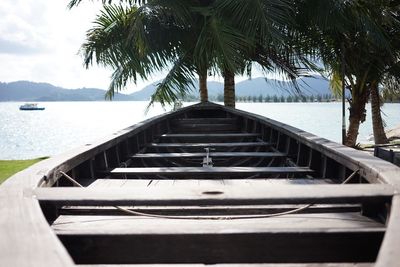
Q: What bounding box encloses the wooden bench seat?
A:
[161,133,260,138]
[52,213,384,235]
[76,263,373,267]
[173,118,238,124]
[132,152,287,158]
[34,184,394,206]
[171,124,239,133]
[147,142,272,148]
[110,167,314,178]
[87,178,333,188]
[52,211,384,264]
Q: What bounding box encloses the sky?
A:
[0,0,166,93]
[0,0,267,93]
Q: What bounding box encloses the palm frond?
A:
[68,0,147,9]
[146,54,196,110]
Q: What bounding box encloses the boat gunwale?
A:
[224,105,400,187]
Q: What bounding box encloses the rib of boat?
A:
[1,102,400,267]
[19,103,45,110]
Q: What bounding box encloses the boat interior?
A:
[27,103,399,266]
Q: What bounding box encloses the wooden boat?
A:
[1,102,400,267]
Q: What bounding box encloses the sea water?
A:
[0,101,398,159]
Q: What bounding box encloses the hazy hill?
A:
[130,75,331,100]
[130,80,224,100]
[0,75,332,102]
[235,76,331,97]
[0,81,133,101]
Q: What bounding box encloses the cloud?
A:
[0,0,260,92]
[0,38,44,55]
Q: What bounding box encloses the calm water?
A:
[0,101,399,159]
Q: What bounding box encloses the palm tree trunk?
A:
[345,113,362,147]
[224,70,235,108]
[199,73,208,103]
[370,82,388,144]
[345,91,368,147]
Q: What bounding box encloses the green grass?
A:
[0,157,48,184]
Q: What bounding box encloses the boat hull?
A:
[19,107,45,110]
[1,102,400,266]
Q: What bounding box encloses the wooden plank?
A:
[375,195,400,267]
[172,123,237,129]
[132,152,287,158]
[61,204,361,217]
[173,118,237,124]
[161,133,260,138]
[147,142,272,148]
[111,167,314,176]
[87,179,332,188]
[34,184,394,206]
[88,179,153,188]
[52,213,384,235]
[77,264,373,267]
[57,230,383,264]
[0,189,74,267]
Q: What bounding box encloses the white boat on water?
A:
[19,103,45,111]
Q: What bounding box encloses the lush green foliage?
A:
[292,0,400,146]
[70,0,313,108]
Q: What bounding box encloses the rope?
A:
[59,169,359,220]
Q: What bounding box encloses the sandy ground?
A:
[386,124,400,141]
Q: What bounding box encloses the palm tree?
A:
[294,0,400,147]
[78,3,193,105]
[70,0,251,108]
[369,2,400,144]
[72,1,216,107]
[70,0,310,109]
[370,83,389,144]
[213,0,312,108]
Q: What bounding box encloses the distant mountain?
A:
[130,80,224,100]
[129,75,332,100]
[0,81,134,101]
[0,76,332,102]
[235,76,331,97]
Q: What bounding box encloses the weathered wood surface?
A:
[0,188,74,267]
[173,118,238,124]
[60,203,361,216]
[87,179,333,188]
[2,102,400,266]
[171,123,239,132]
[147,142,272,148]
[34,184,394,206]
[77,264,373,267]
[111,166,314,176]
[52,213,384,235]
[375,195,400,267]
[0,167,75,266]
[374,146,400,167]
[58,230,383,264]
[132,152,287,158]
[160,133,260,138]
